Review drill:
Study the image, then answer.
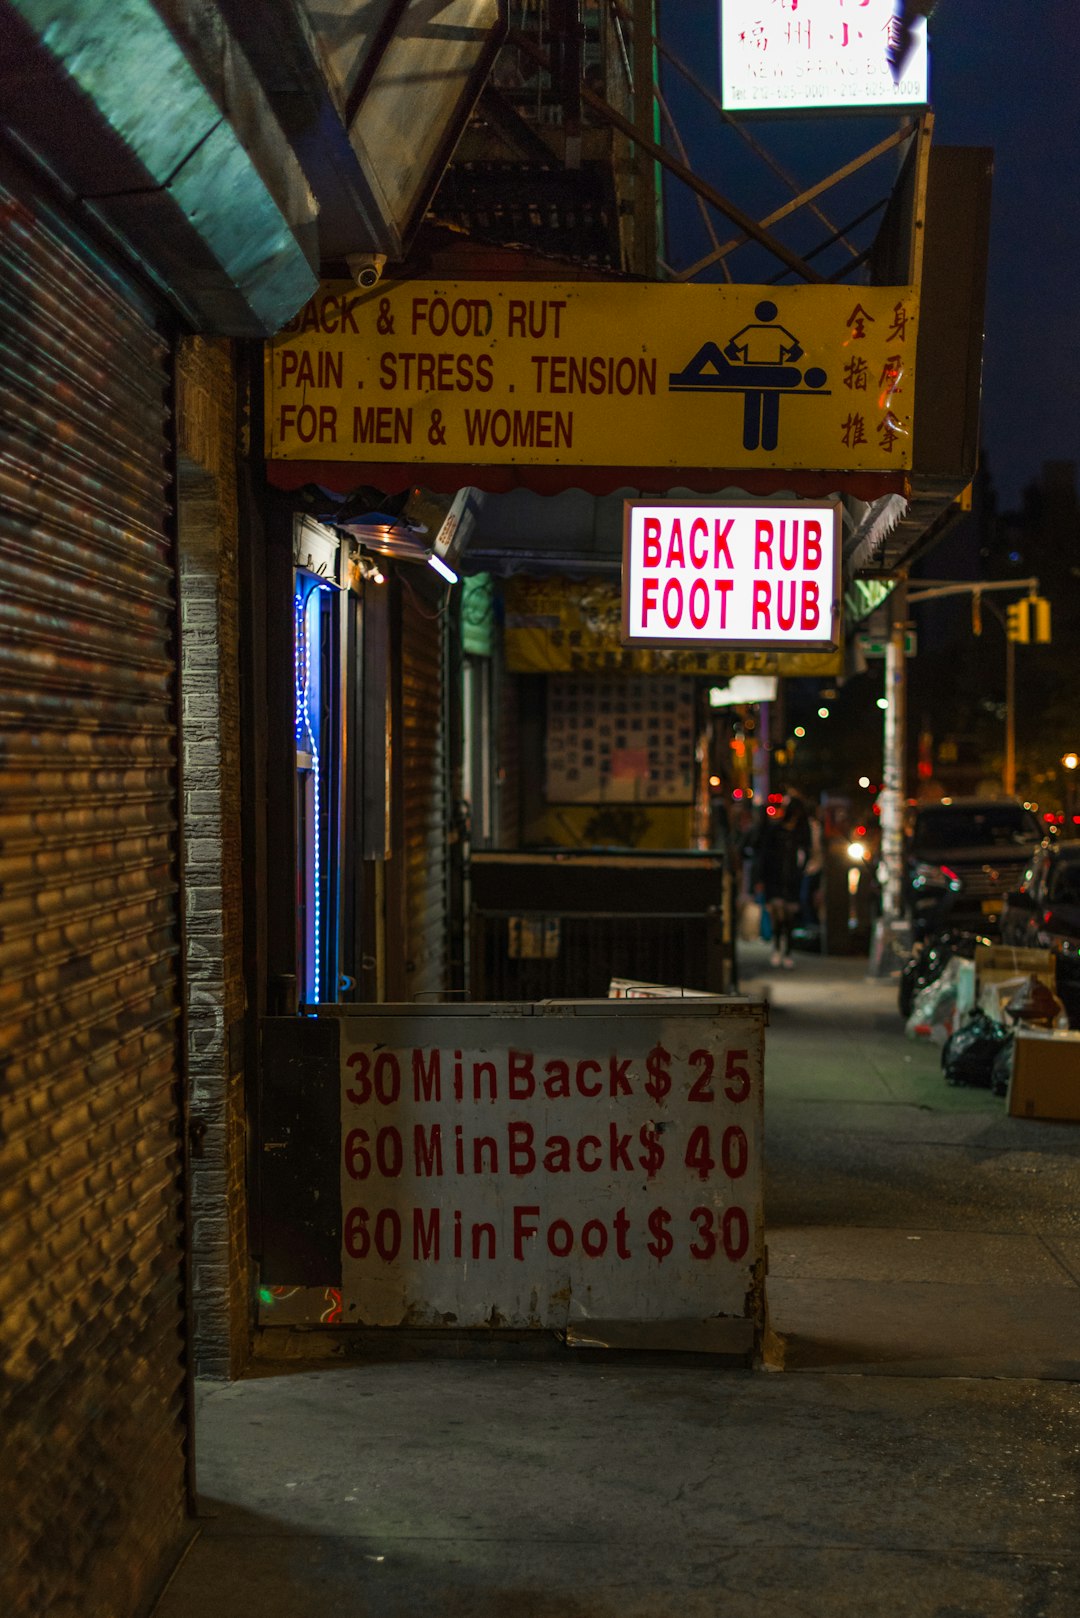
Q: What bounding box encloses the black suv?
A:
[1001,839,1080,1024]
[906,798,1042,935]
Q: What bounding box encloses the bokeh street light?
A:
[1063,752,1079,823]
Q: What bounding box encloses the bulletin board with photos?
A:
[545,675,696,804]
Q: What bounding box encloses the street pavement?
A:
[157,946,1080,1618]
[741,943,1080,1380]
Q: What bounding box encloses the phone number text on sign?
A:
[337,1007,765,1332]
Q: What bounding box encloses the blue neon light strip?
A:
[295,579,328,1005]
[294,592,306,743]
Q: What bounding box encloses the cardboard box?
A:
[976,943,1056,990]
[975,944,1057,1023]
[1008,1027,1080,1122]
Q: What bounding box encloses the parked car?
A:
[905,798,1042,937]
[1001,839,1080,1025]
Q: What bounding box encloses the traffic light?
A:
[1031,595,1052,643]
[1005,599,1029,643]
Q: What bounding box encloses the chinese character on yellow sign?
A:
[503,577,842,677]
[264,280,918,473]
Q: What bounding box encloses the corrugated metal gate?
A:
[392,579,448,1001]
[0,158,189,1616]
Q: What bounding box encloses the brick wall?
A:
[177,338,249,1379]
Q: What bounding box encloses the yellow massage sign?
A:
[265,280,918,472]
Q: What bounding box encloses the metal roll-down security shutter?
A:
[0,160,188,1617]
[396,580,448,1001]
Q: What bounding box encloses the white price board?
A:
[334,1002,765,1350]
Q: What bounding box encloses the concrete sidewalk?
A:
[157,950,1080,1618]
[740,944,1080,1381]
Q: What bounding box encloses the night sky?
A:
[658,1,1078,510]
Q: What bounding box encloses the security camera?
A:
[347,252,386,289]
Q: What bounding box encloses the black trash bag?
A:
[990,1040,1014,1099]
[941,1009,1011,1088]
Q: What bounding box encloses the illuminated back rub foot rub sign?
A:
[622,500,842,653]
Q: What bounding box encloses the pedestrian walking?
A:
[800,802,825,929]
[752,793,812,968]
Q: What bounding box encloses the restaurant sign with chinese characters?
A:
[265,280,917,473]
[721,0,930,113]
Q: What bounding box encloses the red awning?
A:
[267,459,908,504]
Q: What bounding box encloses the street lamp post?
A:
[961,594,1015,795]
[870,575,1045,969]
[868,583,909,975]
[1005,630,1016,795]
[879,600,907,921]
